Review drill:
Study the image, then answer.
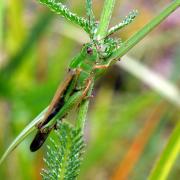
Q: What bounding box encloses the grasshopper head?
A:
[82,43,98,62]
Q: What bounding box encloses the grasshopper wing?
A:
[30,70,75,152]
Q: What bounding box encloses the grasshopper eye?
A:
[87,47,93,55]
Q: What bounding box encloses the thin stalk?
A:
[76,82,94,131]
[109,0,180,60]
[95,0,116,39]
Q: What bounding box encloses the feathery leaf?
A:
[39,0,91,33]
[41,123,85,180]
[107,10,138,36]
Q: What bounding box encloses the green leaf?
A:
[41,123,85,180]
[39,0,90,33]
[107,9,138,36]
[0,107,48,164]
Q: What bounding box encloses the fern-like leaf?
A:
[41,122,85,180]
[107,10,138,36]
[39,0,90,33]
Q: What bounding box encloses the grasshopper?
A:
[0,0,138,161]
[29,0,138,151]
[30,40,120,151]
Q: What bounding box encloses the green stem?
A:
[76,100,90,131]
[148,120,180,180]
[95,0,116,39]
[76,82,94,131]
[110,0,180,60]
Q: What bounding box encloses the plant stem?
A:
[110,0,180,60]
[76,100,90,131]
[76,0,117,130]
[76,82,94,131]
[95,0,116,39]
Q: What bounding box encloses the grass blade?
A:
[148,120,180,180]
[0,107,48,164]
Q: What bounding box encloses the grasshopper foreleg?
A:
[94,58,120,69]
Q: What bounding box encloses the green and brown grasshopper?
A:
[0,0,138,162]
[30,0,138,151]
[30,39,122,151]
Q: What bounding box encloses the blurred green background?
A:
[0,0,179,179]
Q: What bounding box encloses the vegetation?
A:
[0,0,179,179]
